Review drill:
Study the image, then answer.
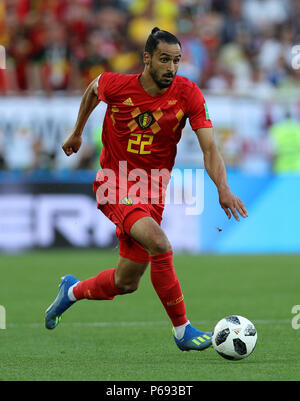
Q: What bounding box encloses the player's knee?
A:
[116,280,139,294]
[123,283,139,294]
[115,273,140,294]
[114,259,148,294]
[149,236,172,255]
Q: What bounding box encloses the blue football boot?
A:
[174,324,212,351]
[45,274,79,330]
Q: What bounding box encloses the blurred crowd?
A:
[1,0,300,174]
[0,0,300,97]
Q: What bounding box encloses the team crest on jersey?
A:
[137,112,153,129]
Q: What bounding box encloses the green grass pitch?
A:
[0,249,300,381]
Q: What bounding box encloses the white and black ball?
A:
[212,315,257,360]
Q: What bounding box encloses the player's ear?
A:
[144,52,151,66]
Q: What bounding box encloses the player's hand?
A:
[218,187,248,221]
[62,133,82,156]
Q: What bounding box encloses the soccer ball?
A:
[212,315,257,360]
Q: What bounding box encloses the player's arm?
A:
[62,77,100,156]
[195,127,248,221]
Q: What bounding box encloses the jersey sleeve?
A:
[187,82,213,130]
[97,72,119,103]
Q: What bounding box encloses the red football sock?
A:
[150,251,188,327]
[73,268,123,300]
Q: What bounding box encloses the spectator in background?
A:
[42,23,71,93]
[290,0,300,39]
[77,31,110,90]
[3,123,38,170]
[127,0,178,51]
[176,10,209,85]
[222,0,255,44]
[1,0,300,175]
[269,112,300,173]
[1,0,300,96]
[216,28,253,94]
[243,0,291,32]
[278,66,300,97]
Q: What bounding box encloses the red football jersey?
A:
[95,72,212,204]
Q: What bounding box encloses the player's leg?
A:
[129,216,187,326]
[45,256,148,330]
[45,202,151,330]
[45,221,150,330]
[114,256,148,293]
[71,255,148,299]
[129,216,212,351]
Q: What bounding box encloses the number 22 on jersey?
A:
[127,133,154,155]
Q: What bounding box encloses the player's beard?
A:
[149,61,175,89]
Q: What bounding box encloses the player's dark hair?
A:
[145,27,181,55]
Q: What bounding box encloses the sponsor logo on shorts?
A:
[121,196,133,205]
